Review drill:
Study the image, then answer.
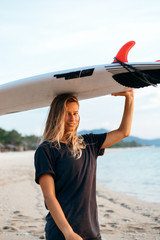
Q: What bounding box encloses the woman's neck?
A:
[60,134,67,143]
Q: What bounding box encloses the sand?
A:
[0,151,160,240]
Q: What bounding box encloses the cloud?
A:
[150,91,160,106]
[135,86,160,111]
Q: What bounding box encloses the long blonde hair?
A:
[41,93,86,159]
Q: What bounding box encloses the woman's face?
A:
[64,101,79,133]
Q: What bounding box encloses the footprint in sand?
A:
[154,216,160,223]
[98,204,105,208]
[152,226,160,230]
[142,213,151,217]
[105,209,114,213]
[3,210,45,239]
[100,224,107,228]
[120,203,131,210]
[122,218,130,222]
[108,198,116,204]
[124,225,149,233]
[3,226,18,232]
[102,223,120,234]
[103,213,110,218]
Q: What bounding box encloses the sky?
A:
[0,0,160,139]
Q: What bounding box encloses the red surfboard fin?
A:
[113,41,136,63]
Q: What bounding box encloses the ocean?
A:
[97,147,160,204]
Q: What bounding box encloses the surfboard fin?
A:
[113,41,136,63]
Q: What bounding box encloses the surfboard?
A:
[0,41,160,116]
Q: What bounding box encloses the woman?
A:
[34,90,134,240]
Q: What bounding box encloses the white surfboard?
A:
[0,41,160,116]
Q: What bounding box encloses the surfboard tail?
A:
[112,41,160,88]
[112,59,160,88]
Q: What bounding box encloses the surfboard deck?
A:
[0,41,160,116]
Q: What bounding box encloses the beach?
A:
[0,151,160,240]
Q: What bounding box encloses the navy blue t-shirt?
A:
[34,133,106,240]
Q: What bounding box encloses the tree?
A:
[4,130,22,146]
[23,135,40,149]
[0,128,7,144]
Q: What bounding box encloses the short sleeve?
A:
[34,143,56,184]
[84,133,107,157]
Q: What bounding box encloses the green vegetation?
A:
[0,128,40,151]
[110,140,142,148]
[0,128,22,145]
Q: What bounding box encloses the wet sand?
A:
[0,151,160,240]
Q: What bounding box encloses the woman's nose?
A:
[69,113,74,120]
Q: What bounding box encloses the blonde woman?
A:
[34,90,134,240]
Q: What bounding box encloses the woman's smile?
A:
[64,102,79,133]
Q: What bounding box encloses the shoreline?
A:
[106,145,156,153]
[0,143,157,154]
[98,145,160,205]
[0,151,160,240]
[97,185,160,240]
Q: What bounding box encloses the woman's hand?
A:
[65,230,83,240]
[111,89,134,98]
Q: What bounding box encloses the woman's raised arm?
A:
[101,89,134,149]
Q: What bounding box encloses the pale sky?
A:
[0,0,160,139]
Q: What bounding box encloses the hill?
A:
[123,136,160,147]
[78,129,160,147]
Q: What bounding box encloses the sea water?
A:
[97,147,160,204]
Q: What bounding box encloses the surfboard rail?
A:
[0,41,160,116]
